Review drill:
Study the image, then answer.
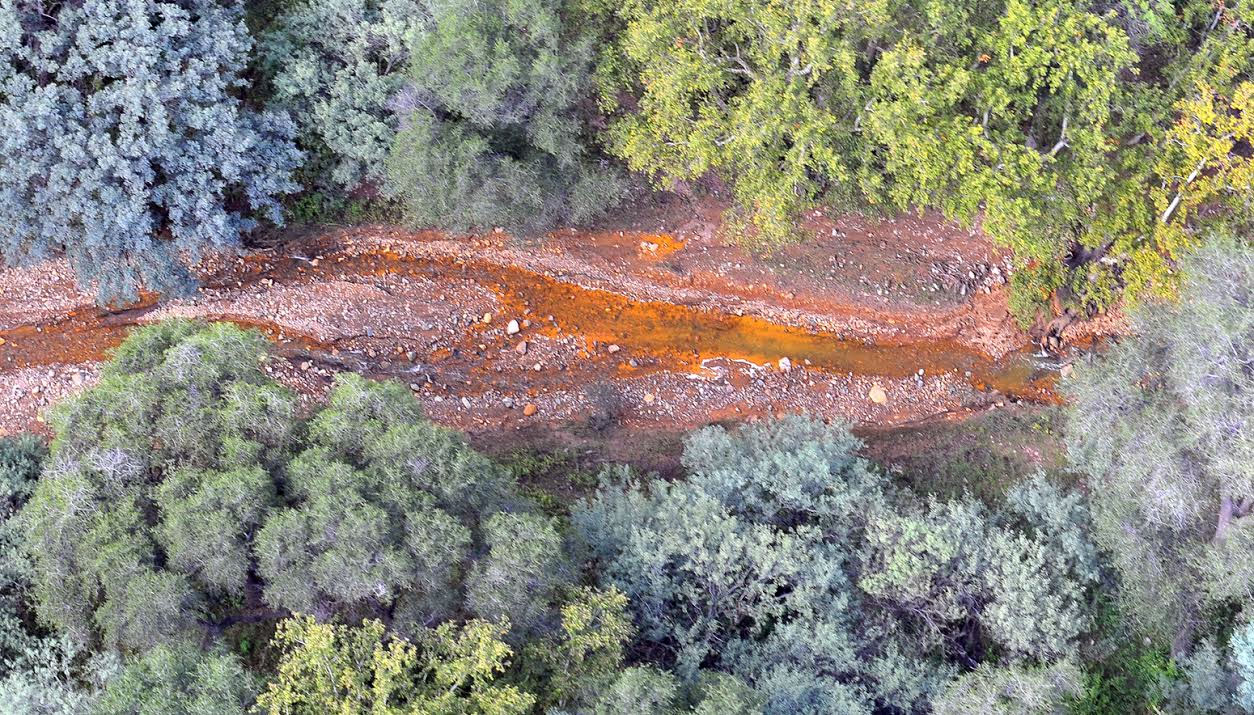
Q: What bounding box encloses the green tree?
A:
[386,0,623,234]
[255,372,518,630]
[601,0,1254,318]
[20,322,293,650]
[1065,238,1254,656]
[600,0,868,245]
[20,321,567,652]
[254,616,535,714]
[263,0,425,193]
[95,643,257,715]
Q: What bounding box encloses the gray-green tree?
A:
[386,0,624,234]
[0,0,301,302]
[576,417,1100,712]
[94,643,257,715]
[263,0,425,193]
[1065,238,1254,656]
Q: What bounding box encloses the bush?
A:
[386,0,624,234]
[0,0,301,303]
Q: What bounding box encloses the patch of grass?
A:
[1069,597,1177,714]
[859,405,1072,503]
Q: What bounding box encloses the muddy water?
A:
[0,246,1057,403]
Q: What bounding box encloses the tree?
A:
[255,372,518,630]
[1065,238,1254,655]
[20,321,562,651]
[576,417,1099,712]
[254,616,535,714]
[386,0,623,235]
[600,0,1254,318]
[94,643,257,715]
[262,0,425,193]
[0,0,301,303]
[20,321,293,649]
[600,0,864,245]
[0,437,103,715]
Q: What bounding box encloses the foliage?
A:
[0,0,301,303]
[589,666,763,715]
[576,416,1100,712]
[0,435,46,663]
[254,615,535,714]
[599,0,862,246]
[386,0,623,235]
[518,586,634,710]
[0,437,104,714]
[20,321,543,652]
[1064,238,1254,653]
[263,0,424,193]
[255,372,517,630]
[931,660,1083,715]
[599,0,1254,314]
[95,643,257,715]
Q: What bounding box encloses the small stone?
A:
[868,385,888,405]
[506,319,520,335]
[778,357,791,372]
[482,312,492,324]
[607,344,621,354]
[1060,363,1074,379]
[515,341,528,355]
[503,397,515,409]
[643,393,655,405]
[461,397,471,408]
[533,363,542,371]
[301,361,312,371]
[523,403,538,416]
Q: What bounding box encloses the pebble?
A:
[507,319,520,335]
[523,403,538,416]
[868,385,888,404]
[515,341,528,355]
[778,357,791,372]
[607,344,621,354]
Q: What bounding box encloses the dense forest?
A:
[1,0,1253,712]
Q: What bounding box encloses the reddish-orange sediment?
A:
[0,216,1084,441]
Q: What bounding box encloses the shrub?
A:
[0,0,301,303]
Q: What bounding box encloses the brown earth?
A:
[0,198,1124,459]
